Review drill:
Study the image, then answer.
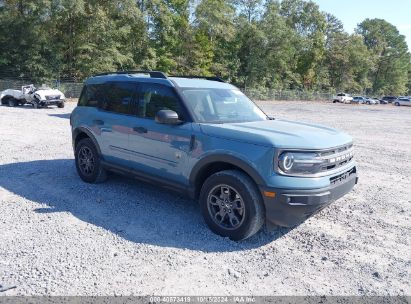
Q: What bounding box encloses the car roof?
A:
[85,74,173,86]
[85,74,238,90]
[169,77,237,89]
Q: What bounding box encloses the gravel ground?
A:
[0,101,410,296]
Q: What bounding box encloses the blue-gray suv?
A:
[70,71,358,240]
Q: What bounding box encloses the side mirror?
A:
[155,109,180,124]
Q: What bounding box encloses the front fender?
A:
[189,153,266,187]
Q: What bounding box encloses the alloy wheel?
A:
[78,146,95,176]
[207,184,245,230]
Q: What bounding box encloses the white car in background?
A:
[0,84,65,108]
[394,97,411,106]
[333,93,353,103]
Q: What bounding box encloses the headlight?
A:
[276,148,354,176]
[278,152,323,175]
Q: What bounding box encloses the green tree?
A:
[326,32,372,93]
[234,0,262,23]
[147,0,194,74]
[324,14,372,93]
[51,0,148,80]
[194,0,237,77]
[356,18,411,95]
[0,0,58,81]
[280,0,327,90]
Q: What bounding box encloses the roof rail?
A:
[170,75,225,83]
[93,70,167,79]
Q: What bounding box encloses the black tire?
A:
[395,102,400,106]
[75,138,107,183]
[7,98,16,107]
[199,170,264,241]
[32,97,41,109]
[57,101,65,108]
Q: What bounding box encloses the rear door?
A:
[128,83,193,185]
[94,82,137,166]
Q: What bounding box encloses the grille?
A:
[330,167,356,185]
[46,95,60,100]
[317,143,354,172]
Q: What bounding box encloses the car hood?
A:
[35,89,65,99]
[199,119,352,149]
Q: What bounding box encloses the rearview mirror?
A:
[155,109,180,124]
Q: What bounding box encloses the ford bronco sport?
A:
[70,71,358,241]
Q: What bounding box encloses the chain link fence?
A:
[1,78,335,101]
[242,88,334,101]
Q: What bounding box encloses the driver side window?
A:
[136,84,182,120]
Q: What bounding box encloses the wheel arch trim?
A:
[72,127,102,156]
[189,154,266,191]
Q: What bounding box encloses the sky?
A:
[312,0,411,49]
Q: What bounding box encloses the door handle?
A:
[133,126,147,133]
[93,119,104,125]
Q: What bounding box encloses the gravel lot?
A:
[0,101,410,296]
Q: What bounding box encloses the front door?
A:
[128,83,192,185]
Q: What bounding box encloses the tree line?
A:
[0,0,410,95]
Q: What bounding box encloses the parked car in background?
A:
[372,97,381,104]
[352,96,365,104]
[394,97,411,106]
[365,97,379,105]
[381,96,397,103]
[333,93,353,104]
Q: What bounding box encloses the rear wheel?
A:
[199,170,264,241]
[75,138,107,183]
[395,102,400,106]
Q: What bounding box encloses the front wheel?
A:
[32,98,40,109]
[8,98,16,107]
[199,170,264,241]
[57,101,65,108]
[394,102,400,106]
[75,138,107,183]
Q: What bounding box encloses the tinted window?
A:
[78,84,106,107]
[136,84,181,119]
[100,82,136,115]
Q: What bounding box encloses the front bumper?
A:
[39,99,64,106]
[260,166,358,228]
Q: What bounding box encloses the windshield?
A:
[182,88,268,123]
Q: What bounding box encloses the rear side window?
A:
[100,82,136,115]
[136,84,182,119]
[78,84,106,107]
